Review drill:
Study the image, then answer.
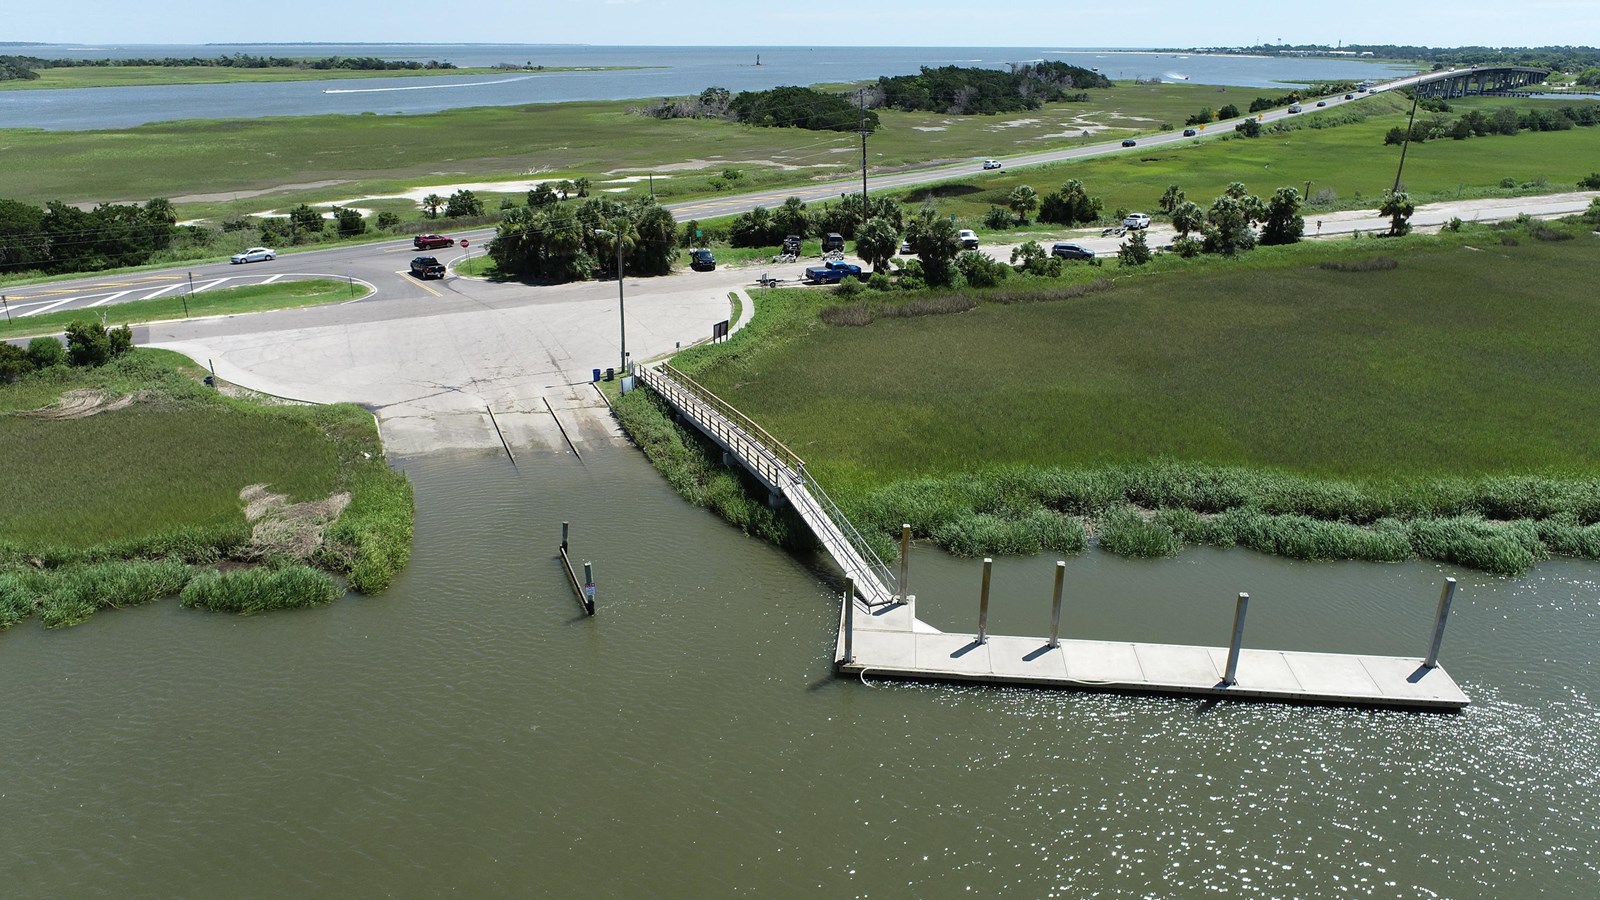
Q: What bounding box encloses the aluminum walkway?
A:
[635,362,898,607]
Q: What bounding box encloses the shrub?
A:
[1530,225,1573,242]
[1499,177,1517,188]
[983,206,1014,230]
[1580,173,1600,190]
[64,319,112,367]
[26,335,64,369]
[376,211,401,230]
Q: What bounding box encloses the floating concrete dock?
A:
[835,597,1471,711]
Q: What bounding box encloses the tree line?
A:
[876,62,1110,115]
[0,54,456,81]
[1383,102,1600,145]
[0,198,175,274]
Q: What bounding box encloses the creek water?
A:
[2,446,1597,897]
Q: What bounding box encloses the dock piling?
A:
[1048,561,1065,648]
[561,521,569,552]
[1424,577,1457,669]
[1223,592,1249,686]
[558,522,596,616]
[898,523,911,605]
[977,558,993,644]
[843,577,855,664]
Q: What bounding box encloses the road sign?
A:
[461,239,470,248]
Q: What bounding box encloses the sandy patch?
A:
[601,175,672,184]
[239,484,351,560]
[253,207,377,220]
[172,180,351,204]
[18,388,140,420]
[991,118,1042,129]
[912,125,948,132]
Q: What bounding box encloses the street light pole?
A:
[594,227,627,373]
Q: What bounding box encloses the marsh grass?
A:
[179,565,340,614]
[0,349,414,628]
[657,228,1600,574]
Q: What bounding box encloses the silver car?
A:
[231,246,276,264]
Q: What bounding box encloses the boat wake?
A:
[322,76,534,94]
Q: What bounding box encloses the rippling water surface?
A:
[1,448,1595,897]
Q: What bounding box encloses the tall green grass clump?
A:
[180,564,340,614]
[319,464,415,593]
[30,559,192,629]
[1096,506,1181,558]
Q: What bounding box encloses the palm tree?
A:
[573,177,591,198]
[421,193,444,219]
[1006,185,1038,225]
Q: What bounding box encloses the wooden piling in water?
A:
[558,522,596,616]
[1223,592,1249,686]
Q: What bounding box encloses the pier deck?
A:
[837,602,1470,711]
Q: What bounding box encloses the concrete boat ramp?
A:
[834,597,1471,711]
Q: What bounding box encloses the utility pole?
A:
[858,88,870,233]
[1392,87,1420,195]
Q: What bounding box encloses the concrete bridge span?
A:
[1413,66,1551,99]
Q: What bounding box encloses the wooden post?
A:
[1424,578,1457,669]
[1048,561,1065,648]
[1223,592,1249,686]
[978,558,993,644]
[842,577,855,664]
[561,521,569,552]
[582,561,596,616]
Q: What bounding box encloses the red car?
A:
[413,234,456,250]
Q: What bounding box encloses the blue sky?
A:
[7,0,1597,48]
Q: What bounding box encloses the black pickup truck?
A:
[410,256,446,279]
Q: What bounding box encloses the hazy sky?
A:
[8,0,1597,48]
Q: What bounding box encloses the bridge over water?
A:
[1412,65,1551,99]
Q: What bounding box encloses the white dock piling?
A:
[1424,577,1457,668]
[977,558,993,644]
[1223,592,1249,686]
[1048,561,1065,648]
[898,523,911,604]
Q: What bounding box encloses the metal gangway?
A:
[634,362,898,607]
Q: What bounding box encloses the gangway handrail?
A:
[638,362,899,602]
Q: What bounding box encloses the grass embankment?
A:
[0,278,368,340]
[0,65,644,91]
[0,350,414,629]
[619,220,1600,575]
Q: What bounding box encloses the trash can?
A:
[606,367,615,382]
[592,368,601,383]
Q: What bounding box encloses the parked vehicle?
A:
[689,249,716,271]
[782,235,803,257]
[1121,139,1138,147]
[1182,128,1197,137]
[1122,213,1151,230]
[821,232,845,253]
[982,159,1002,169]
[802,261,864,284]
[1050,242,1095,260]
[410,256,446,279]
[1288,104,1302,113]
[958,229,979,249]
[413,234,455,250]
[230,246,275,264]
[899,239,913,255]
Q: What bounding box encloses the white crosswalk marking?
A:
[18,296,84,317]
[259,274,284,285]
[86,290,136,308]
[137,284,185,301]
[190,278,231,293]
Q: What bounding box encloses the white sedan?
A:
[231,247,276,264]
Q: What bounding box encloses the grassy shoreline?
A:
[616,219,1600,575]
[0,349,414,629]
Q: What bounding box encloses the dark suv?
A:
[1051,242,1095,260]
[689,249,716,271]
[821,232,845,253]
